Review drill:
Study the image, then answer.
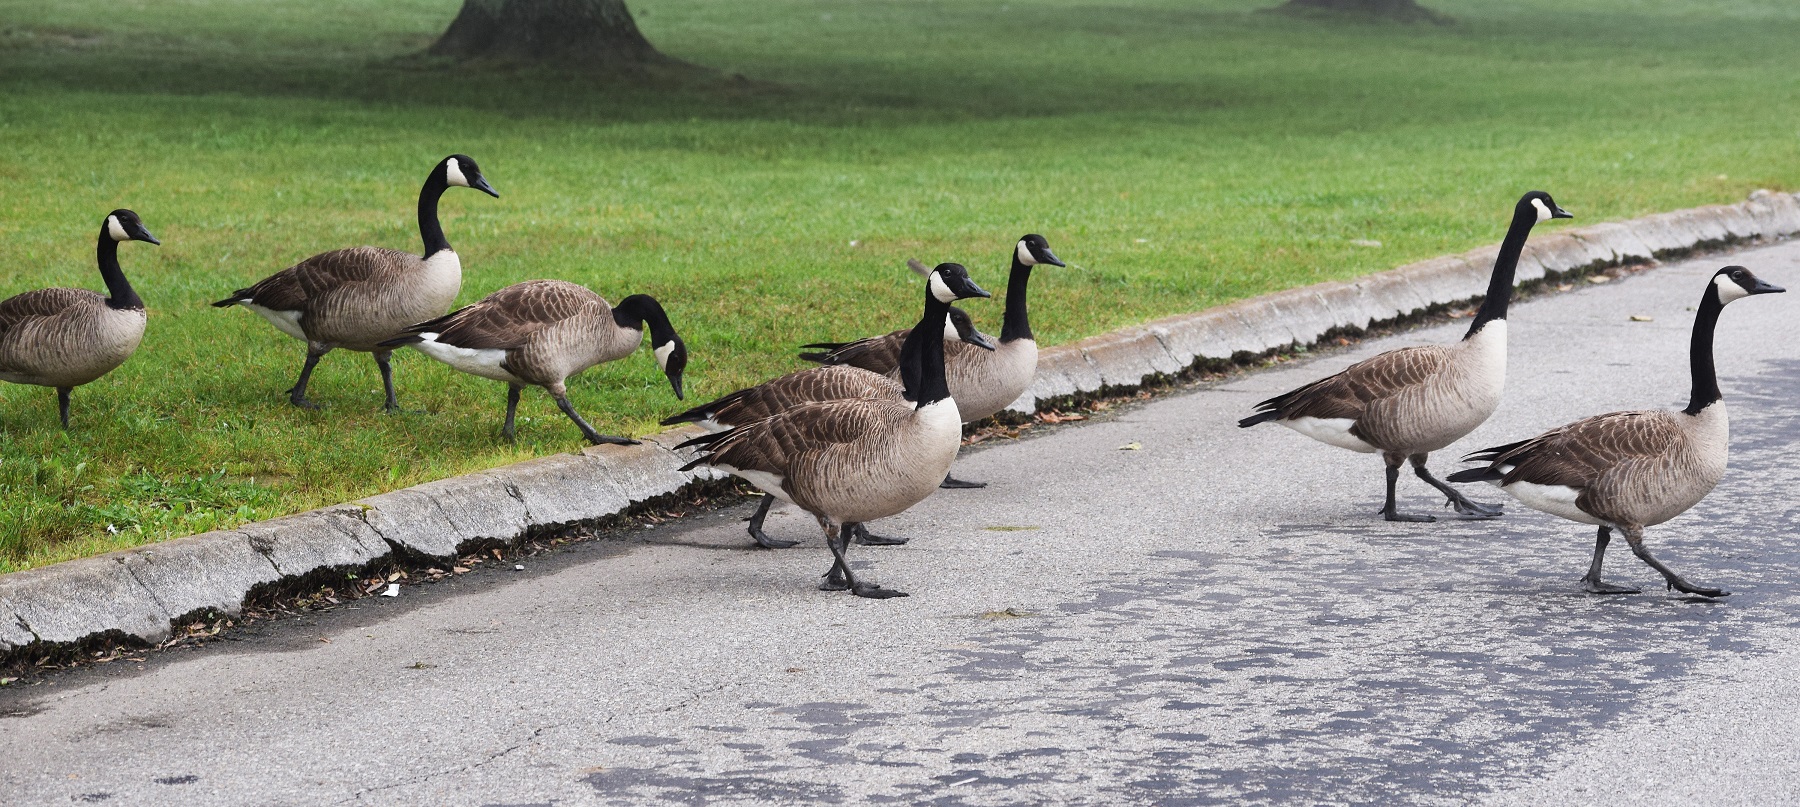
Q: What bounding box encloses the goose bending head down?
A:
[380,280,686,446]
[212,154,499,412]
[676,263,992,598]
[0,209,159,427]
[1447,266,1783,597]
[798,235,1065,489]
[1238,191,1570,522]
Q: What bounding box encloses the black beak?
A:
[1751,279,1785,295]
[668,370,685,401]
[1038,247,1066,267]
[139,230,162,246]
[959,277,992,300]
[471,176,500,198]
[1552,206,1573,219]
[967,331,998,351]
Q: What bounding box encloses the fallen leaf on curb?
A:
[1118,441,1142,451]
[1038,412,1086,424]
[979,608,1033,620]
[0,677,16,686]
[452,566,471,574]
[1587,275,1612,284]
[984,525,1040,532]
[318,637,331,644]
[1630,314,1653,322]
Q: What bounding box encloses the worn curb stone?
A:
[4,192,1796,656]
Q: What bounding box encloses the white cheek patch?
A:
[444,158,469,188]
[106,215,129,242]
[1015,240,1038,267]
[1714,274,1750,305]
[928,272,957,304]
[1531,198,1552,223]
[941,321,960,341]
[655,341,676,371]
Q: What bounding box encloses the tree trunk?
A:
[1272,0,1449,23]
[429,0,673,68]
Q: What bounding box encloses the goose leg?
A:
[550,387,638,446]
[746,494,798,549]
[940,473,988,489]
[373,350,402,412]
[1621,525,1728,598]
[286,343,329,410]
[818,519,907,599]
[850,522,908,546]
[1380,452,1435,522]
[1411,453,1503,517]
[1582,527,1640,594]
[501,384,522,442]
[56,387,72,429]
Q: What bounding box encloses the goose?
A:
[1238,191,1571,521]
[213,154,498,411]
[1447,266,1783,597]
[676,262,991,598]
[800,235,1065,488]
[379,280,686,445]
[0,209,159,427]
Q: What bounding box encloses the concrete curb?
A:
[3,190,1797,656]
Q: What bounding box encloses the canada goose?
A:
[213,154,499,411]
[1447,266,1783,597]
[0,209,159,427]
[1238,191,1571,521]
[800,235,1065,488]
[379,279,686,445]
[798,302,996,364]
[677,262,991,598]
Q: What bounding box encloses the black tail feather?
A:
[1458,438,1532,464]
[1237,409,1283,429]
[1445,467,1503,484]
[674,429,731,451]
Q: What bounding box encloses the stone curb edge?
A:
[4,190,1796,655]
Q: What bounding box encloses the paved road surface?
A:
[4,241,1800,806]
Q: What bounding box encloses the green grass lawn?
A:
[0,0,1796,571]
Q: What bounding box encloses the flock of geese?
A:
[0,155,1782,600]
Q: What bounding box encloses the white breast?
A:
[417,250,464,309]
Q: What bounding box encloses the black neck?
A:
[1684,287,1724,415]
[613,294,676,344]
[999,258,1034,343]
[97,229,142,311]
[898,294,953,406]
[418,170,452,257]
[1464,209,1537,339]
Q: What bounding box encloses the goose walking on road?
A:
[1238,191,1571,521]
[213,154,498,411]
[677,263,991,598]
[801,235,1064,488]
[1448,266,1783,597]
[0,209,159,427]
[381,280,686,445]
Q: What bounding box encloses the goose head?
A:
[654,334,688,400]
[927,263,992,304]
[946,306,997,351]
[104,209,160,245]
[440,154,500,198]
[1014,234,1066,268]
[1517,191,1573,224]
[1710,265,1784,305]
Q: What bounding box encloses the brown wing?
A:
[663,365,900,427]
[694,397,899,477]
[813,329,908,373]
[222,247,418,311]
[1489,411,1686,489]
[407,280,600,350]
[1250,344,1453,422]
[0,288,103,338]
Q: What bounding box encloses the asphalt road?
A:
[4,240,1800,806]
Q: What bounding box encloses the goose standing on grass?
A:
[1448,266,1783,597]
[213,154,498,411]
[677,262,991,598]
[800,235,1064,488]
[1238,191,1571,521]
[379,280,686,445]
[0,209,158,427]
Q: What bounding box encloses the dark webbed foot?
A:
[1581,578,1641,595]
[586,434,641,446]
[940,475,987,490]
[820,567,850,591]
[851,583,909,599]
[1380,508,1437,523]
[1667,578,1730,598]
[750,524,799,550]
[850,523,908,546]
[288,393,322,411]
[1447,497,1504,518]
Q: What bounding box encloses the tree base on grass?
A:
[427,0,712,78]
[1269,0,1451,24]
